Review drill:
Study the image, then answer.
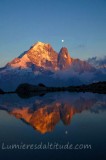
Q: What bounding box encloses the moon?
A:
[62,39,64,43]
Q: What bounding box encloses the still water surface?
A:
[0,92,106,160]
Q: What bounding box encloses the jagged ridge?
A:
[6,41,94,72]
[1,41,106,91]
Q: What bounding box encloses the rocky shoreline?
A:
[0,81,106,96]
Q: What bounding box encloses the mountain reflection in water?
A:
[0,92,106,134]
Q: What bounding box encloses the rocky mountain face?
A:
[7,42,58,71]
[58,47,72,70]
[6,41,93,72]
[0,41,106,91]
[27,42,58,71]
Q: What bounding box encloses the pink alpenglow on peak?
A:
[7,41,74,71]
[0,41,105,91]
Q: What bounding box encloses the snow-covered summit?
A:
[0,41,105,91]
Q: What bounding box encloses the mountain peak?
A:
[58,47,72,70]
[5,41,95,74]
[60,47,68,53]
[31,41,50,50]
[59,47,71,59]
[24,41,58,71]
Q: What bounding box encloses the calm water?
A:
[0,92,106,160]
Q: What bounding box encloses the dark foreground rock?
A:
[16,83,47,94]
[0,88,4,94]
[1,81,106,96]
[68,81,106,94]
[16,81,106,95]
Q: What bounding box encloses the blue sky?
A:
[0,0,106,67]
